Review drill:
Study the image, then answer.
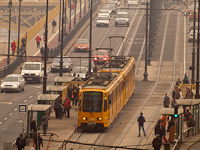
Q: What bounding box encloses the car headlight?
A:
[65,66,69,68]
[14,85,18,87]
[103,58,107,60]
[83,117,87,120]
[21,73,24,75]
[94,57,97,60]
[35,73,40,76]
[1,84,5,88]
[51,65,55,68]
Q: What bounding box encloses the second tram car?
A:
[78,56,135,130]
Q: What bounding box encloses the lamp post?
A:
[74,0,77,26]
[84,0,86,14]
[17,0,22,56]
[143,0,149,81]
[79,0,82,20]
[60,0,64,77]
[43,0,49,94]
[69,0,71,31]
[191,0,196,84]
[196,1,200,98]
[58,0,61,42]
[7,0,12,65]
[88,0,92,75]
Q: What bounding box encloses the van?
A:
[115,12,130,27]
[21,62,44,83]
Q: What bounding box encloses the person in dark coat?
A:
[30,119,37,132]
[40,46,45,61]
[163,94,170,108]
[167,117,175,132]
[155,120,164,139]
[152,134,162,150]
[54,99,59,118]
[176,78,182,86]
[183,74,190,84]
[137,112,146,137]
[68,86,72,100]
[16,134,25,150]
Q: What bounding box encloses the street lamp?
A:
[79,0,82,20]
[143,0,148,81]
[43,0,49,94]
[17,0,22,56]
[7,0,12,65]
[59,0,65,77]
[69,0,71,31]
[88,0,92,75]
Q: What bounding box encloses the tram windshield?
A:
[82,91,103,112]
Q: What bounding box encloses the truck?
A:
[21,62,44,83]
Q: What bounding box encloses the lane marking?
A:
[4,117,7,120]
[24,100,27,102]
[29,96,33,99]
[9,113,12,116]
[14,108,17,111]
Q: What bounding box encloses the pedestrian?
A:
[174,88,181,100]
[52,19,57,33]
[64,97,71,118]
[71,2,75,15]
[185,109,192,122]
[152,134,162,150]
[186,114,195,137]
[176,78,182,86]
[71,90,75,106]
[54,99,59,119]
[185,88,194,99]
[37,133,43,150]
[155,120,164,140]
[183,73,190,84]
[16,134,25,150]
[41,112,49,135]
[21,36,26,50]
[163,93,170,108]
[137,112,146,137]
[30,119,37,133]
[35,34,41,49]
[11,40,16,55]
[68,86,72,100]
[171,99,177,108]
[40,46,44,61]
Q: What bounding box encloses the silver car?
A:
[115,12,130,27]
[72,66,88,79]
[96,16,110,27]
[1,74,25,93]
[188,30,198,43]
[51,57,73,73]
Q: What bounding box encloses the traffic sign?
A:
[19,104,27,113]
[43,32,45,36]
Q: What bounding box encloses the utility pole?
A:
[143,0,149,81]
[7,0,12,65]
[60,0,64,77]
[80,0,82,19]
[17,0,22,56]
[43,0,48,94]
[69,0,71,31]
[89,0,92,75]
[58,0,61,42]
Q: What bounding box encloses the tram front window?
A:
[83,91,103,112]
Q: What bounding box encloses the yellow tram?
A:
[78,56,135,130]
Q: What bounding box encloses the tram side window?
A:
[82,91,103,112]
[104,100,107,112]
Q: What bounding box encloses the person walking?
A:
[183,73,190,84]
[64,97,71,118]
[52,19,57,33]
[37,133,43,150]
[41,113,49,135]
[21,36,26,50]
[137,112,146,137]
[40,46,44,61]
[16,134,25,150]
[152,134,162,150]
[186,114,195,137]
[11,40,16,55]
[35,34,41,49]
[163,93,170,108]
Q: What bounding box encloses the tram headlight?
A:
[82,117,87,121]
[97,117,102,121]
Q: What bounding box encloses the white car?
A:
[188,30,198,43]
[96,16,110,27]
[72,66,88,79]
[128,0,139,7]
[115,12,130,27]
[98,9,111,19]
[1,74,25,93]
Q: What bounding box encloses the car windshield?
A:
[23,64,40,70]
[53,58,70,63]
[82,91,103,112]
[74,67,87,73]
[98,16,108,20]
[99,9,110,13]
[76,39,88,44]
[116,13,129,18]
[4,77,18,82]
[94,51,108,55]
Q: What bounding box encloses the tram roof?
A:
[177,99,200,105]
[100,56,132,72]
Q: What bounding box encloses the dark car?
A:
[51,57,73,73]
[93,50,109,65]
